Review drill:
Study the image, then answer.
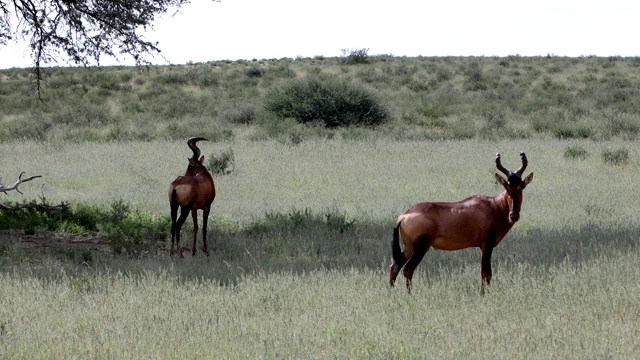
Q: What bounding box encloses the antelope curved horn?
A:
[187,137,208,161]
[495,153,511,176]
[514,151,528,176]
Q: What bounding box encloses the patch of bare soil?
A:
[20,233,112,253]
[14,232,177,258]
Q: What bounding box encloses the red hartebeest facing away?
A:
[168,137,216,256]
[389,152,533,293]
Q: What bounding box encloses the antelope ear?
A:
[523,172,534,186]
[188,158,199,167]
[199,155,205,163]
[495,173,508,188]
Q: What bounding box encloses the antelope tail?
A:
[170,189,179,215]
[391,222,405,266]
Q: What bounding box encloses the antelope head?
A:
[495,152,534,223]
[185,137,208,176]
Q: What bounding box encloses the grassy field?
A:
[1,137,639,358]
[2,54,640,358]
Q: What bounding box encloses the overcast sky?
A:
[1,0,639,69]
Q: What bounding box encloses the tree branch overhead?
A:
[1,0,215,95]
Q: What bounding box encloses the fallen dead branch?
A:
[0,172,63,210]
[0,172,42,194]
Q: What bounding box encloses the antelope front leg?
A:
[480,246,494,295]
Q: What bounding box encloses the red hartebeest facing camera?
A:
[168,137,216,257]
[389,152,534,294]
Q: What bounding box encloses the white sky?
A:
[1,0,639,69]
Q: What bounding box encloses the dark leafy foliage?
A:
[0,197,167,255]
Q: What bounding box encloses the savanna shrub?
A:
[152,72,190,86]
[0,112,48,141]
[218,100,255,124]
[246,208,355,236]
[553,125,593,139]
[603,112,640,138]
[263,76,388,128]
[342,48,370,65]
[100,199,167,256]
[245,66,265,78]
[601,148,629,165]
[264,64,296,79]
[564,145,589,160]
[208,148,235,175]
[0,198,72,234]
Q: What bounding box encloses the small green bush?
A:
[246,208,355,236]
[208,148,235,175]
[564,145,589,160]
[0,112,49,141]
[463,61,488,91]
[186,67,220,88]
[0,198,167,256]
[263,76,388,128]
[601,148,629,165]
[153,72,190,86]
[218,100,255,124]
[603,112,640,138]
[341,48,370,65]
[553,125,593,139]
[7,201,94,237]
[99,199,167,256]
[245,66,265,78]
[253,116,311,144]
[264,64,296,80]
[50,102,113,127]
[119,72,133,82]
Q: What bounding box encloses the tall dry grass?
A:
[1,251,638,358]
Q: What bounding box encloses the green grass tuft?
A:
[601,147,630,165]
[564,145,589,160]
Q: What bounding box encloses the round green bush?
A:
[263,76,388,128]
